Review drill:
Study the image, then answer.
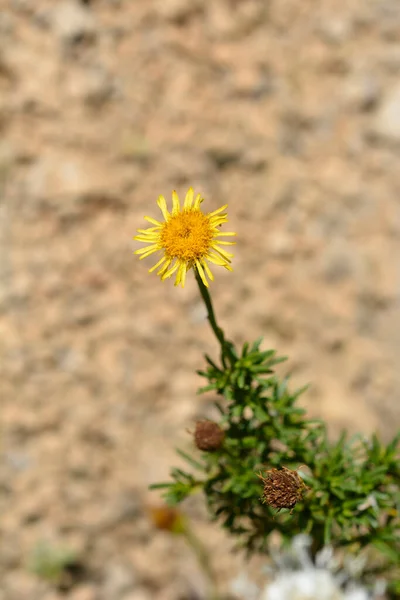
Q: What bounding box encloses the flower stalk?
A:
[194,267,236,368]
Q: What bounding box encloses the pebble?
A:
[371,83,400,142]
[317,17,353,45]
[51,1,97,46]
[69,585,98,600]
[268,232,295,259]
[319,241,357,283]
[204,136,243,168]
[229,65,273,99]
[102,563,136,599]
[64,66,115,108]
[156,0,202,23]
[342,74,380,111]
[206,0,265,40]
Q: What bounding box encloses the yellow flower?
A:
[134,188,236,287]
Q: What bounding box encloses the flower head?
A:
[134,188,236,287]
[148,505,186,534]
[258,467,307,514]
[194,420,225,451]
[260,535,383,600]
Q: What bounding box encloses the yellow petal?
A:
[195,260,208,287]
[172,190,180,214]
[179,264,187,287]
[162,261,179,280]
[207,253,227,266]
[144,216,163,226]
[193,193,203,210]
[137,247,159,259]
[213,246,234,260]
[135,244,159,255]
[157,195,170,221]
[136,227,160,234]
[175,262,187,287]
[157,259,172,276]
[202,260,214,281]
[210,216,228,227]
[184,188,194,210]
[208,204,228,217]
[134,234,159,242]
[149,256,167,272]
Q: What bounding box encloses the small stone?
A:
[268,232,294,259]
[68,584,97,600]
[64,67,115,108]
[158,147,212,182]
[319,241,357,283]
[343,74,380,111]
[156,0,202,23]
[205,136,243,168]
[239,146,270,171]
[103,563,136,599]
[207,0,266,40]
[317,17,352,45]
[230,65,273,99]
[51,1,96,46]
[371,83,400,143]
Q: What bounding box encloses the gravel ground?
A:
[1,0,400,598]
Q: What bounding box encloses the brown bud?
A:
[148,505,186,534]
[258,466,307,514]
[194,420,225,451]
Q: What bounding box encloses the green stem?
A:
[194,269,236,367]
[194,269,225,347]
[183,525,220,600]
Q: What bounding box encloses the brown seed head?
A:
[258,466,307,513]
[194,420,225,451]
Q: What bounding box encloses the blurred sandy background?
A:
[1,0,400,598]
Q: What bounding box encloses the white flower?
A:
[230,571,260,600]
[261,568,369,600]
[259,535,384,600]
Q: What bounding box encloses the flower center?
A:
[160,210,214,261]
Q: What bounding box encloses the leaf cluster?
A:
[151,337,400,593]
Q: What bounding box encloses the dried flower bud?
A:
[258,467,307,514]
[148,505,186,534]
[194,420,225,451]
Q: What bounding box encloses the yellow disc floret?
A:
[160,210,214,262]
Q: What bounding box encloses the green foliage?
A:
[28,540,78,584]
[151,336,400,592]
